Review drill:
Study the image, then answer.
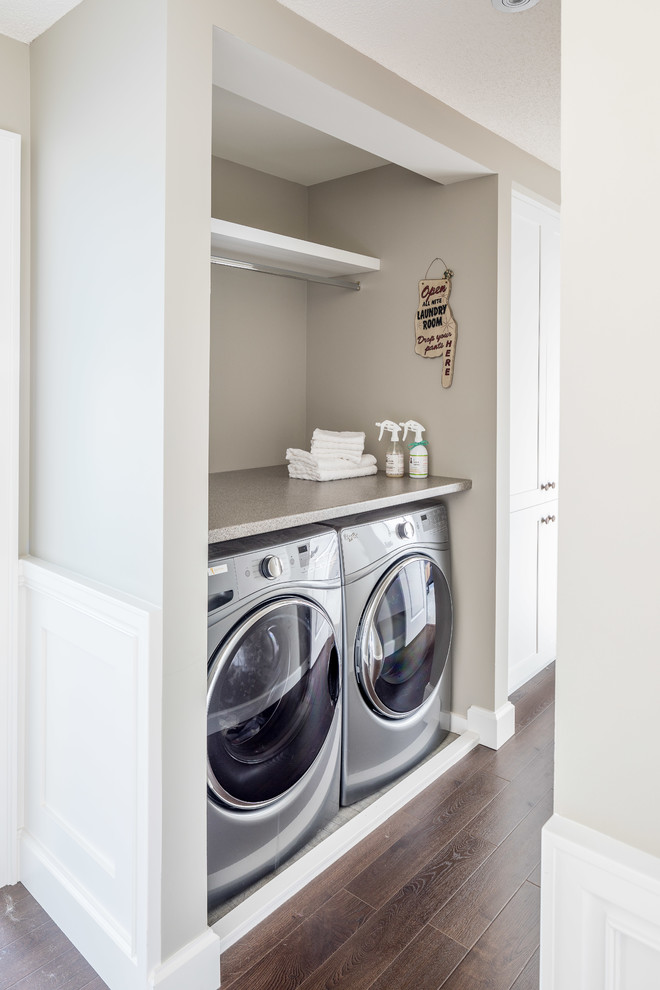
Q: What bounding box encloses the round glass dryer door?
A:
[207,596,340,809]
[357,554,452,719]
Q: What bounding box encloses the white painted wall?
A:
[30,0,166,603]
[0,128,21,889]
[555,1,660,856]
[28,0,216,981]
[0,30,29,893]
[0,33,30,556]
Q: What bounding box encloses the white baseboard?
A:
[467,701,515,749]
[541,814,660,989]
[213,730,480,951]
[150,929,220,990]
[450,711,468,735]
[508,653,554,695]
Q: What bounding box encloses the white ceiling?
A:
[0,0,84,43]
[0,0,559,176]
[275,0,560,170]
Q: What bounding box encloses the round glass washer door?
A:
[356,554,452,719]
[207,596,340,809]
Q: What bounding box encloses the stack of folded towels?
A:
[286,429,377,482]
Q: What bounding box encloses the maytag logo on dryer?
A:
[343,531,359,543]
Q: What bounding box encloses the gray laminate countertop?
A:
[208,465,472,543]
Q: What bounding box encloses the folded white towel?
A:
[288,463,378,482]
[311,429,366,445]
[286,448,376,472]
[312,444,362,464]
[311,429,366,464]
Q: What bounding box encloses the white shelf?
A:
[210,218,380,279]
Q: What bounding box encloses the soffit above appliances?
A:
[212,28,493,187]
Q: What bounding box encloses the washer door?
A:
[207,596,340,809]
[357,554,452,719]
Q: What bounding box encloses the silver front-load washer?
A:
[326,501,452,805]
[206,525,342,908]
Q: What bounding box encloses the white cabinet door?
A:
[510,196,560,513]
[508,501,558,694]
[508,194,560,692]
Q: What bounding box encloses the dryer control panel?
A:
[339,502,449,578]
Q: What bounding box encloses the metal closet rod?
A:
[210,255,361,291]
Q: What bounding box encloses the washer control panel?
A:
[208,525,340,614]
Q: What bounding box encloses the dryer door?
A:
[207,597,340,809]
[357,554,452,719]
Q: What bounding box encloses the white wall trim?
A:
[467,701,515,750]
[0,128,22,889]
[18,557,219,990]
[213,730,480,951]
[541,814,660,990]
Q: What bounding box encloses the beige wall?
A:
[307,165,499,716]
[211,154,307,238]
[0,33,30,554]
[209,156,500,716]
[209,157,308,472]
[556,1,660,857]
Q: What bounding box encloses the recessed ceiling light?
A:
[492,0,541,11]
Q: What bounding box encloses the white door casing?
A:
[0,128,22,887]
[508,193,560,694]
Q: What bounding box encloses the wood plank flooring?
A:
[0,663,554,989]
[221,663,555,990]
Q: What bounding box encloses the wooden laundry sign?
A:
[415,259,457,388]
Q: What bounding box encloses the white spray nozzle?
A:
[376,420,402,442]
[399,420,426,443]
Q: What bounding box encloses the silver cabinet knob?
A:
[541,481,557,491]
[396,521,414,540]
[540,515,556,525]
[260,554,283,579]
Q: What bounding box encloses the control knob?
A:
[396,521,414,540]
[260,554,283,580]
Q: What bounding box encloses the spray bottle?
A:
[400,420,429,479]
[375,420,405,478]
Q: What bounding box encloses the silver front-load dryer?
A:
[206,525,342,908]
[327,501,452,805]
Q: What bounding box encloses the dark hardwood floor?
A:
[220,663,555,990]
[0,664,554,989]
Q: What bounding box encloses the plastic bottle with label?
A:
[400,420,429,478]
[375,420,405,477]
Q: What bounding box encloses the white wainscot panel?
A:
[541,815,660,990]
[19,557,161,979]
